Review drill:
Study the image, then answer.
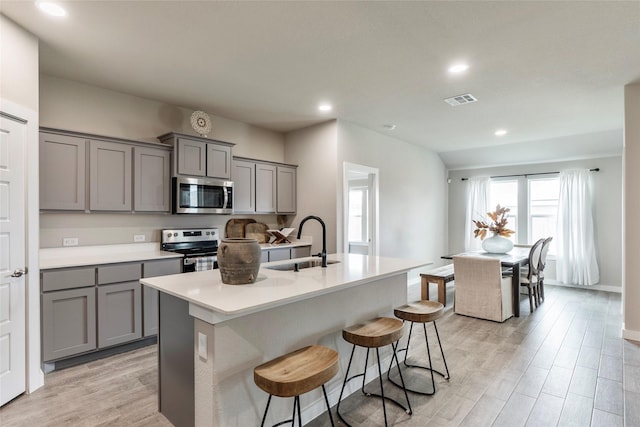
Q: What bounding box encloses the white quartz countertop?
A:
[40,243,183,270]
[140,253,430,318]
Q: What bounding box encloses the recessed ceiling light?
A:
[494,129,508,137]
[383,124,396,130]
[318,103,332,112]
[448,63,469,74]
[36,1,67,17]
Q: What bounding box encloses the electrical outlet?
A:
[134,234,146,242]
[63,237,79,246]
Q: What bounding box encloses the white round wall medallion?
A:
[190,110,212,137]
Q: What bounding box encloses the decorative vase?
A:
[482,233,514,254]
[217,238,261,285]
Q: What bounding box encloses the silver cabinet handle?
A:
[10,268,28,278]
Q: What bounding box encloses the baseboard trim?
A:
[623,326,640,342]
[545,281,622,293]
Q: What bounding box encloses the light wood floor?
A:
[1,285,638,427]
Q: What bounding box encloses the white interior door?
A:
[344,163,379,256]
[0,113,27,406]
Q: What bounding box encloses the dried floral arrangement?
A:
[473,204,515,240]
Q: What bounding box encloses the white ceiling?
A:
[2,1,639,168]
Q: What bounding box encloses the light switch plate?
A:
[198,332,207,361]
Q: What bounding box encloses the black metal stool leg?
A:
[295,395,302,427]
[391,341,413,415]
[336,344,356,427]
[260,394,273,427]
[423,322,436,395]
[321,385,335,427]
[432,321,450,380]
[376,348,389,427]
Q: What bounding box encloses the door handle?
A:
[10,267,28,278]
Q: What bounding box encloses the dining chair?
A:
[537,237,553,303]
[452,255,513,322]
[520,239,544,313]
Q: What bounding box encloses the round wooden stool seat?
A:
[342,317,404,348]
[254,345,339,398]
[394,300,444,323]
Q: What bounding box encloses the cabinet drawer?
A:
[97,263,141,285]
[143,258,182,278]
[42,267,96,292]
[291,246,311,259]
[268,248,291,262]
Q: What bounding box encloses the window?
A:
[529,177,559,253]
[489,180,518,242]
[348,186,369,243]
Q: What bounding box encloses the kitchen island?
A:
[141,253,429,427]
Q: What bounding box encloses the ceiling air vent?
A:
[444,93,478,106]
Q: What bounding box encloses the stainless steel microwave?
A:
[172,176,233,214]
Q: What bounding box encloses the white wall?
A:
[283,121,338,254]
[0,15,39,111]
[447,156,623,289]
[624,84,640,340]
[336,121,448,272]
[39,76,287,247]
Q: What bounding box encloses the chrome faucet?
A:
[297,215,327,267]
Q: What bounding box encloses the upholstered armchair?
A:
[453,255,514,322]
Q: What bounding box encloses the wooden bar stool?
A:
[337,317,412,427]
[389,300,450,395]
[254,345,339,427]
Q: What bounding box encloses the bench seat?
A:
[420,264,454,306]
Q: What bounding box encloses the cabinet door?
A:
[134,146,170,212]
[177,138,206,176]
[97,281,142,348]
[206,143,232,179]
[291,246,311,259]
[142,259,181,337]
[276,166,297,214]
[39,132,86,210]
[268,248,291,262]
[256,163,277,214]
[42,287,96,361]
[231,160,255,213]
[89,140,132,211]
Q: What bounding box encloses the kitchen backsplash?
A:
[39,212,289,248]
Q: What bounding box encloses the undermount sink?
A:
[265,259,340,271]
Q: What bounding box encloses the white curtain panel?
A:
[465,176,490,251]
[556,169,600,285]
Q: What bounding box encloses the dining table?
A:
[442,247,531,317]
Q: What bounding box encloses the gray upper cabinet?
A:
[89,140,132,211]
[176,137,206,176]
[39,132,86,210]
[158,132,234,180]
[277,166,297,214]
[207,142,232,179]
[232,159,255,213]
[256,163,277,213]
[134,146,171,212]
[232,157,296,214]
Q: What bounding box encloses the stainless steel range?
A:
[161,228,220,272]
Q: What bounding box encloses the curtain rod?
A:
[460,168,599,181]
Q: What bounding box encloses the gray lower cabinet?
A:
[97,281,142,348]
[261,245,311,262]
[39,132,86,210]
[134,146,171,212]
[42,287,97,362]
[89,140,132,211]
[142,258,181,337]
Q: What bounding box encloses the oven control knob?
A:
[206,231,210,235]
[166,233,171,239]
[173,233,178,237]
